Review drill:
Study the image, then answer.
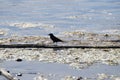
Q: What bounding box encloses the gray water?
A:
[0,0,120,37]
[1,61,120,80]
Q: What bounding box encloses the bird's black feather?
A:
[48,33,63,43]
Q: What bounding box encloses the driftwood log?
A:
[0,44,120,49]
[0,68,18,80]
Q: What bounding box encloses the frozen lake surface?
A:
[0,0,120,37]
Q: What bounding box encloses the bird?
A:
[48,33,64,43]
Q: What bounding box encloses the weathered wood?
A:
[0,44,120,49]
[0,68,18,80]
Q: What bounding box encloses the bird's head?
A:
[48,33,53,36]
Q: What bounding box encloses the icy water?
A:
[1,61,120,80]
[0,0,120,37]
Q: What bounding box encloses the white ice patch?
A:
[0,29,9,36]
[1,22,55,29]
[102,29,120,34]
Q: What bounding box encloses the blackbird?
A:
[48,33,63,43]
